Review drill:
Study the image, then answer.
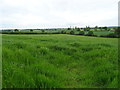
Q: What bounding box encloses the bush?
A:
[93,35,98,37]
[14,29,19,32]
[114,27,120,35]
[76,28,80,31]
[30,29,33,32]
[107,33,116,38]
[85,31,94,36]
[70,31,75,35]
[100,33,117,38]
[68,28,71,30]
[61,30,66,34]
[41,30,45,33]
[84,26,90,31]
[79,31,85,35]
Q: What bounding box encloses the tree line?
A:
[0,26,119,38]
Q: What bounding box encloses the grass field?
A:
[2,34,118,88]
[93,31,114,36]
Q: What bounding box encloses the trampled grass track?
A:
[2,34,118,88]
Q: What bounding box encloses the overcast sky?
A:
[0,0,119,29]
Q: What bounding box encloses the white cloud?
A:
[0,0,119,29]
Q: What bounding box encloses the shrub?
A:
[114,27,120,35]
[30,29,33,32]
[109,33,115,36]
[41,30,45,33]
[70,31,75,35]
[100,33,117,38]
[79,31,85,35]
[93,35,98,37]
[14,29,19,32]
[94,26,98,31]
[85,31,94,36]
[84,26,90,31]
[61,30,66,34]
[75,28,80,31]
[102,26,107,31]
[106,33,116,38]
[68,28,71,30]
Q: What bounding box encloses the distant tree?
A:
[86,31,94,36]
[84,26,90,31]
[68,28,71,30]
[79,31,85,35]
[30,29,33,32]
[74,26,80,31]
[61,30,66,34]
[107,33,117,38]
[100,33,116,38]
[41,30,45,33]
[83,28,86,31]
[5,30,12,32]
[75,26,77,29]
[107,28,111,31]
[98,27,102,31]
[76,27,80,31]
[72,28,75,31]
[114,27,120,35]
[68,27,71,30]
[80,28,84,31]
[94,26,98,31]
[102,26,107,31]
[70,31,75,35]
[14,29,19,32]
[95,26,98,28]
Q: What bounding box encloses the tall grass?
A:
[2,34,118,88]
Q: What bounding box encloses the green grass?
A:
[2,34,118,88]
[93,31,114,36]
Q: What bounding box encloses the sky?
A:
[0,0,119,29]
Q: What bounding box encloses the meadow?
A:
[2,34,118,88]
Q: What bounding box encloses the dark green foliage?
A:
[68,28,71,30]
[106,33,117,38]
[102,26,107,30]
[79,31,85,35]
[100,33,118,38]
[86,31,94,36]
[107,28,111,31]
[98,27,102,29]
[14,29,19,32]
[75,27,80,31]
[30,29,33,32]
[114,27,120,35]
[61,30,66,34]
[94,26,98,31]
[84,26,90,31]
[70,31,75,35]
[1,28,118,39]
[41,30,45,33]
